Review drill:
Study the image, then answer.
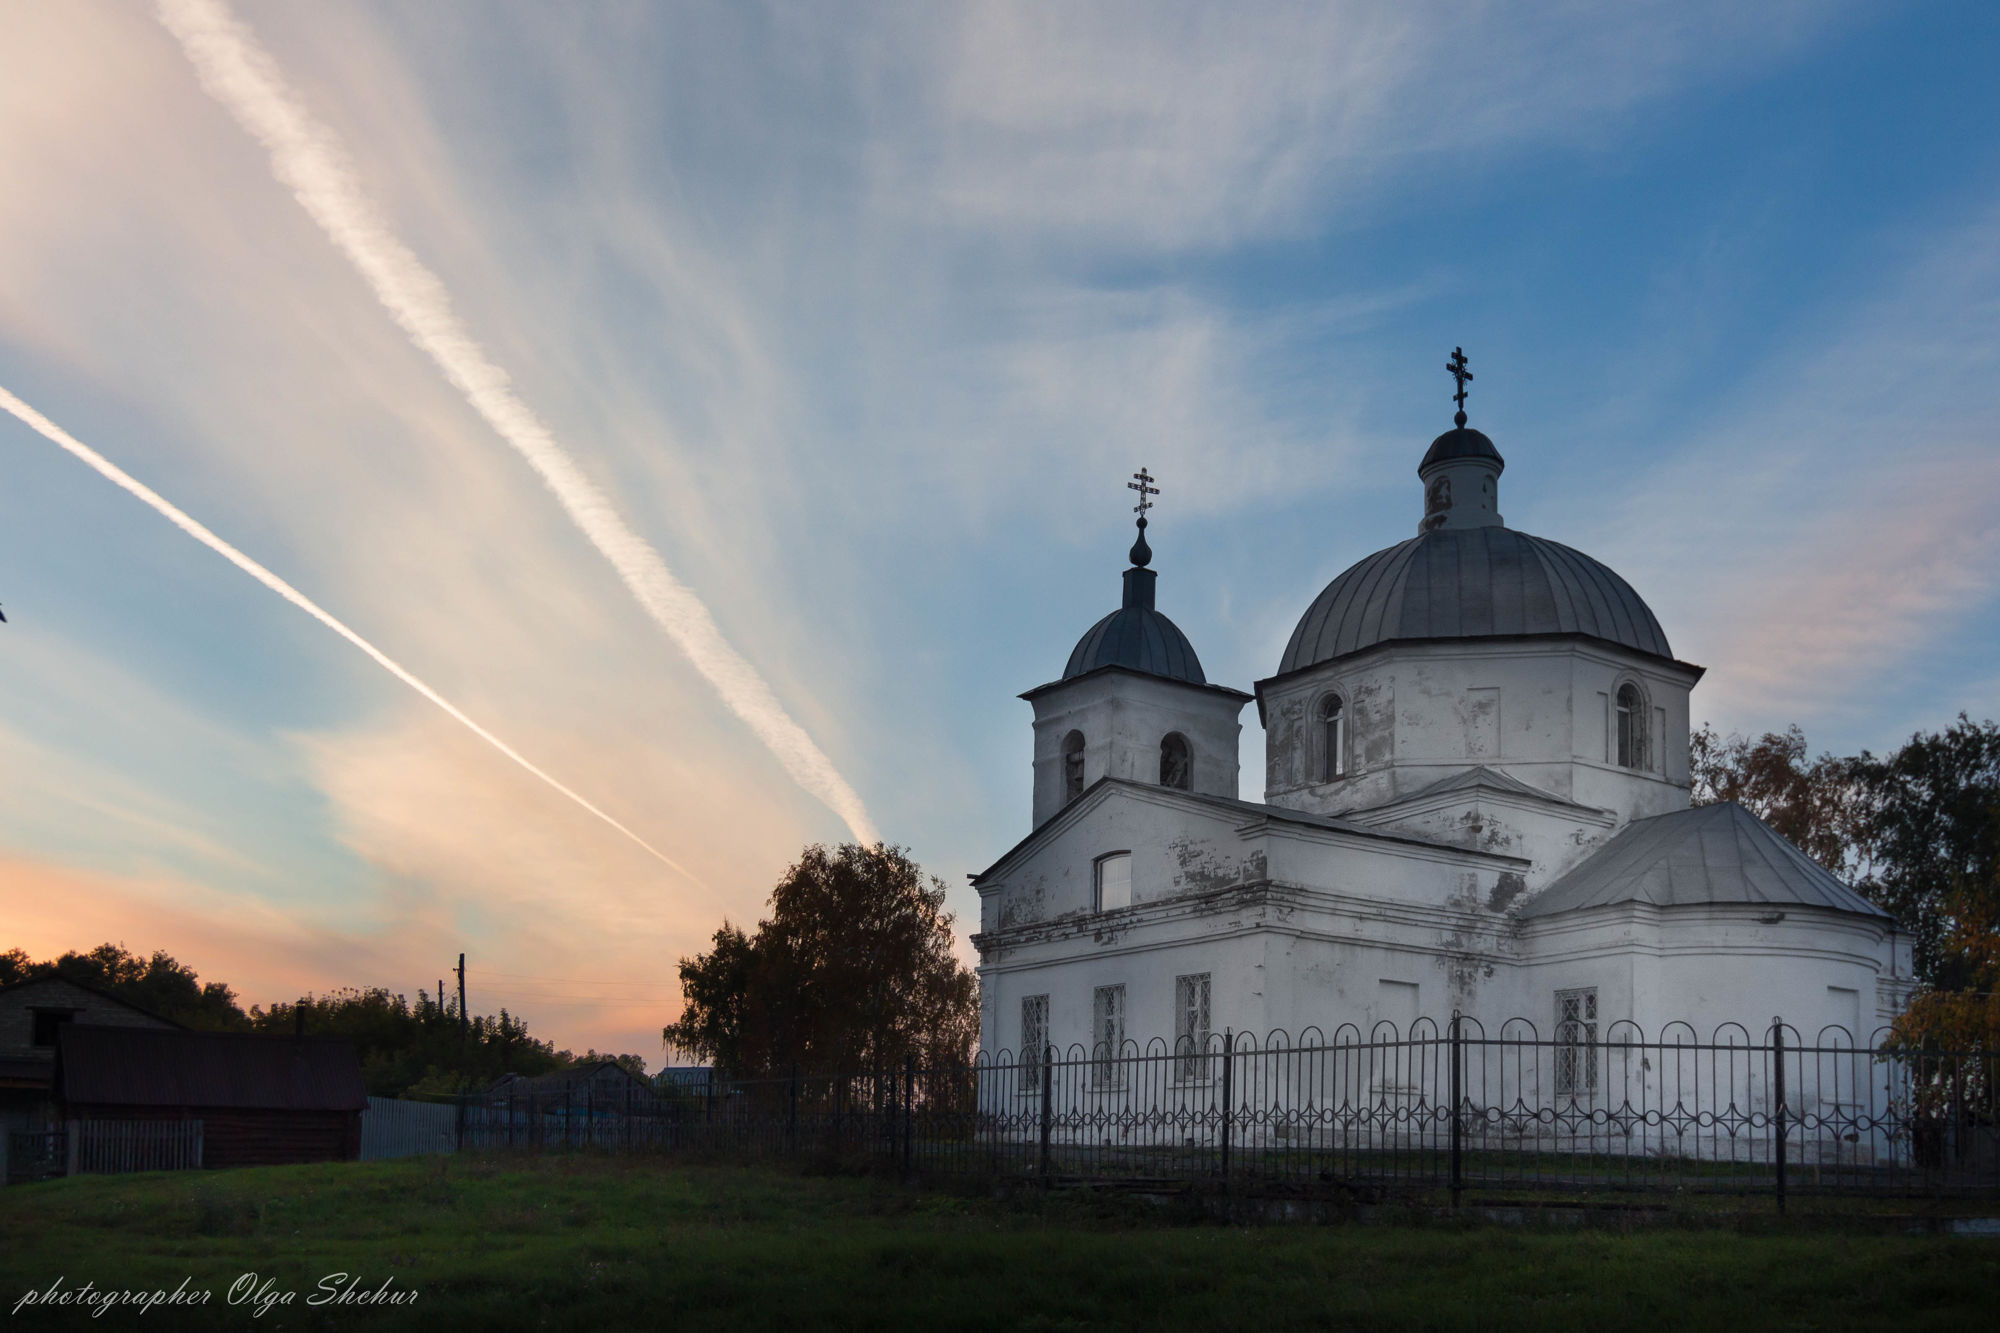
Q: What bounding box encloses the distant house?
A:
[56,1026,366,1168]
[653,1066,716,1098]
[1,977,180,1178]
[487,1060,657,1114]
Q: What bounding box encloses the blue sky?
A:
[1,1,1996,1062]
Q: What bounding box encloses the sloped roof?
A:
[490,1060,655,1097]
[1518,802,1889,920]
[56,1026,366,1111]
[972,777,1526,886]
[1388,765,1599,811]
[0,975,184,1029]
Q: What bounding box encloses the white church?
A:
[971,359,1913,1064]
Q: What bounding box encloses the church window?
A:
[1614,683,1648,771]
[1160,733,1192,790]
[1554,987,1598,1098]
[1094,853,1132,912]
[1318,695,1348,781]
[1020,994,1049,1092]
[1174,974,1211,1081]
[1062,730,1086,802]
[1092,985,1126,1088]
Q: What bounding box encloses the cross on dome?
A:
[1128,467,1159,517]
[1126,467,1158,568]
[1446,347,1473,427]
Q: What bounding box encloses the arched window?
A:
[1159,733,1192,790]
[1614,683,1648,771]
[1318,694,1347,781]
[1062,730,1086,802]
[1094,852,1132,912]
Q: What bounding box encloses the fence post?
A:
[1038,1044,1053,1184]
[1771,1017,1787,1216]
[1220,1029,1234,1185]
[1450,1011,1464,1208]
[903,1058,916,1179]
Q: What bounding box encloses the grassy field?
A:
[1,1156,1995,1330]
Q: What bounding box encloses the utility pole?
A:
[457,953,468,1045]
[438,979,446,1021]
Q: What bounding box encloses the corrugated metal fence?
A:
[360,1096,457,1160]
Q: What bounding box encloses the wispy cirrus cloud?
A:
[155,0,877,846]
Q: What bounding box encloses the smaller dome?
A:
[1064,598,1207,685]
[1420,425,1504,473]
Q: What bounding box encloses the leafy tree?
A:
[664,843,980,1075]
[1889,864,2000,1052]
[248,988,574,1097]
[0,942,248,1028]
[1849,716,2000,991]
[1690,724,1865,876]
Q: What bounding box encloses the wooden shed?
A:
[56,1026,366,1168]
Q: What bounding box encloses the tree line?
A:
[0,943,645,1098]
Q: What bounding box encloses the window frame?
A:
[1061,730,1087,803]
[1554,986,1599,1099]
[1091,984,1127,1089]
[1317,693,1348,781]
[29,1008,79,1049]
[1019,994,1050,1092]
[1612,679,1650,772]
[1174,973,1211,1083]
[1159,731,1193,791]
[1093,851,1133,913]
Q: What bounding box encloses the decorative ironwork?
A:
[420,1017,2000,1205]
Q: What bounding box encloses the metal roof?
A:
[1385,765,1601,812]
[1518,801,1890,920]
[1419,425,1504,472]
[1064,605,1206,685]
[56,1026,366,1111]
[1277,525,1673,675]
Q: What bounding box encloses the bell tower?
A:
[1019,470,1251,827]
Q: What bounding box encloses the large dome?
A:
[1064,603,1206,685]
[1277,525,1672,677]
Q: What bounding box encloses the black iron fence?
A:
[442,1018,1998,1205]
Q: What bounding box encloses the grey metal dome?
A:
[1278,525,1672,676]
[1061,510,1209,686]
[1064,585,1207,685]
[1420,425,1503,472]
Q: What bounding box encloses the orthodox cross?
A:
[1128,466,1159,517]
[1446,346,1473,423]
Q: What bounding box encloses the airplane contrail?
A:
[0,385,707,891]
[156,0,881,846]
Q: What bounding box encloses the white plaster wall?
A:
[1501,905,1900,1044]
[973,784,1531,1052]
[1026,670,1246,827]
[1260,639,1697,828]
[1348,787,1619,891]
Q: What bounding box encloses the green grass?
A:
[1,1156,1994,1330]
